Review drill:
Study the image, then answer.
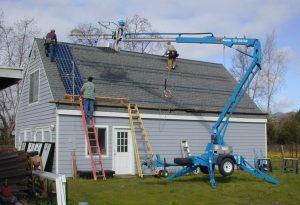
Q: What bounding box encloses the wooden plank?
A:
[64,94,129,104]
[54,97,267,115]
[11,185,29,192]
[0,152,19,161]
[0,169,31,179]
[0,162,28,172]
[0,176,29,186]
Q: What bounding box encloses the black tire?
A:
[200,165,215,174]
[218,158,234,177]
[157,170,163,178]
[200,166,209,174]
[174,158,193,166]
[157,170,169,177]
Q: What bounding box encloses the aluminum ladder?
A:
[181,140,191,157]
[79,97,106,180]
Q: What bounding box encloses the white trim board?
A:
[56,109,267,123]
[56,110,59,174]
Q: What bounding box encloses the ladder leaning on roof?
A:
[127,103,155,178]
[79,97,106,180]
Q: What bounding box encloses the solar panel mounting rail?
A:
[54,44,83,95]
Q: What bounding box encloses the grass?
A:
[67,156,300,205]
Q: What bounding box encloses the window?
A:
[18,132,24,150]
[43,129,51,142]
[87,127,107,157]
[29,70,39,103]
[117,131,128,152]
[34,129,43,142]
[25,129,32,141]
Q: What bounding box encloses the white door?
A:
[113,129,134,175]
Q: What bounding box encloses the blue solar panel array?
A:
[54,44,83,94]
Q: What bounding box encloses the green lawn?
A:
[67,157,300,205]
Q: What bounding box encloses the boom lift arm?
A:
[116,22,279,188]
[122,31,261,146]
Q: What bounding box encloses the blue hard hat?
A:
[118,20,125,27]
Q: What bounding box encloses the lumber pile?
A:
[0,148,31,198]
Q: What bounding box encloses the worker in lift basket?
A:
[80,76,96,125]
[164,42,179,70]
[44,29,57,62]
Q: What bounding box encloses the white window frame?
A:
[85,125,109,158]
[25,129,32,141]
[33,126,51,142]
[42,127,52,142]
[17,131,25,150]
[28,69,40,104]
[34,128,43,142]
[17,129,32,150]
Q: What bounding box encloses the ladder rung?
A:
[79,93,106,180]
[139,153,150,155]
[136,140,147,142]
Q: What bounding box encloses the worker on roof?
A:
[164,42,179,70]
[44,29,57,62]
[80,76,96,125]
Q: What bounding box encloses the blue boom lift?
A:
[115,20,280,188]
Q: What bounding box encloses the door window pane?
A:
[117,131,128,153]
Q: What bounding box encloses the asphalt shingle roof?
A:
[36,38,262,115]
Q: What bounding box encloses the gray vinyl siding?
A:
[57,115,129,176]
[57,113,265,177]
[15,41,57,171]
[144,120,265,163]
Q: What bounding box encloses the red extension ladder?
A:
[79,97,106,180]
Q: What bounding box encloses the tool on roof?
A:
[163,79,172,98]
[115,21,280,188]
[79,97,106,180]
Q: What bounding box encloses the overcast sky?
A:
[1,0,300,113]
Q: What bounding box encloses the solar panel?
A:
[54,44,83,94]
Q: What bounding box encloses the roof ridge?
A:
[34,38,221,66]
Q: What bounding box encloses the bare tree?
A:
[69,14,165,54]
[230,30,288,113]
[121,14,164,54]
[69,22,103,46]
[230,46,265,104]
[0,13,39,144]
[261,30,287,113]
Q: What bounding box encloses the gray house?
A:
[15,39,266,177]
